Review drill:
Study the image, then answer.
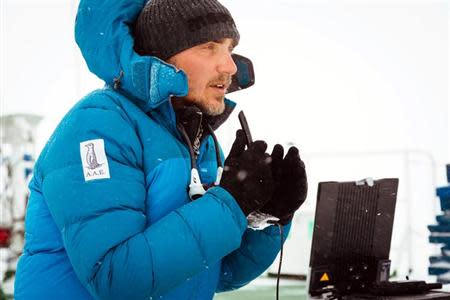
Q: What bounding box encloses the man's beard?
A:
[200,74,230,116]
[198,96,226,116]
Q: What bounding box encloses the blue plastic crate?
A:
[438,187,450,211]
[429,265,450,276]
[429,225,450,232]
[437,186,450,200]
[430,255,450,264]
[437,215,450,225]
[429,235,450,244]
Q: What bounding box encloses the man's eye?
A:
[205,43,215,50]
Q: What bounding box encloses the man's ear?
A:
[166,56,178,68]
[227,54,255,94]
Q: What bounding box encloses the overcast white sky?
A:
[1,0,449,279]
[1,2,447,144]
[4,0,447,157]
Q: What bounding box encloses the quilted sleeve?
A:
[40,106,248,300]
[216,223,291,292]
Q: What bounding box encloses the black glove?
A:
[260,144,307,225]
[220,130,274,216]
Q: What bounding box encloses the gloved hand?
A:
[260,144,307,225]
[220,130,274,216]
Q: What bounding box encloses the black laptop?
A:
[308,178,446,299]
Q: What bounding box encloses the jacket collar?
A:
[173,100,235,144]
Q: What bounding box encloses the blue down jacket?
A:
[14,0,290,299]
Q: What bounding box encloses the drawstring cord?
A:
[176,123,197,170]
[205,123,223,185]
[177,122,222,200]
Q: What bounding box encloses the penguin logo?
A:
[80,139,110,181]
[85,143,102,169]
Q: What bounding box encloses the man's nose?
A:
[218,53,238,76]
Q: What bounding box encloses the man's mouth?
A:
[209,82,230,93]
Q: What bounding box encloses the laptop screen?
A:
[309,178,399,296]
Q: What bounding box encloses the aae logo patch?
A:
[80,139,110,181]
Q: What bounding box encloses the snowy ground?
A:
[215,277,308,300]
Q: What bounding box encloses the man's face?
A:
[168,38,238,116]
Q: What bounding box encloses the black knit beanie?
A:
[134,0,240,60]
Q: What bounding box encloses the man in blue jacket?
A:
[14,0,307,299]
